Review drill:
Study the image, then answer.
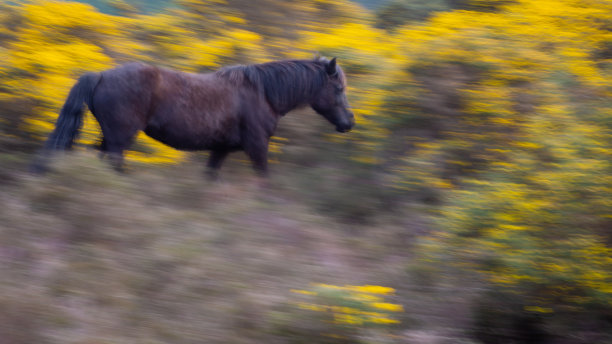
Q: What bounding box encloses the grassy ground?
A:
[0,149,477,344]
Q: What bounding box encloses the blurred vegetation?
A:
[1,0,612,343]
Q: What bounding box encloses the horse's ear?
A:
[326,57,338,77]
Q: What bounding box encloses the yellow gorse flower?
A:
[371,302,404,312]
[347,285,396,295]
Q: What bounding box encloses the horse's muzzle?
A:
[336,115,355,133]
[336,122,355,133]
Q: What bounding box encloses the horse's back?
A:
[99,62,159,94]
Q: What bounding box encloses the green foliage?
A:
[375,0,453,30]
[69,0,172,14]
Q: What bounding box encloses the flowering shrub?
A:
[289,284,403,341]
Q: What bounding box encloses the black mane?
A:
[217,59,331,114]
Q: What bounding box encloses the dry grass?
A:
[0,151,474,344]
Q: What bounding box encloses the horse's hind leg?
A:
[96,120,141,173]
[103,133,139,173]
[96,137,108,159]
[93,135,126,171]
[93,105,145,172]
[206,149,229,180]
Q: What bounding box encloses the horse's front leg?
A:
[243,136,269,177]
[206,149,229,180]
[248,147,268,177]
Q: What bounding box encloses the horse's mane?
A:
[217,58,342,114]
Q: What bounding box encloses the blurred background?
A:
[1,0,611,343]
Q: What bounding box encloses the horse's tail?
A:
[30,72,101,173]
[44,72,101,150]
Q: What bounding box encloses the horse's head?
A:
[311,58,355,133]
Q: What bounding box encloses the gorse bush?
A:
[292,284,403,326]
[279,284,404,343]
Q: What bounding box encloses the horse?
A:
[33,57,355,177]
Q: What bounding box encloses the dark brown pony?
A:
[34,57,354,177]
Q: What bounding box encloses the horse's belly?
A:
[144,122,240,151]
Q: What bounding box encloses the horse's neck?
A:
[267,68,322,114]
